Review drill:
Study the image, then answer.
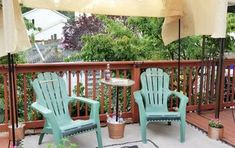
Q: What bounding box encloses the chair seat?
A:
[60,119,97,137]
[146,112,181,121]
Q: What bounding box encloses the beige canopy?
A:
[162,0,230,45]
[20,0,235,45]
[0,0,233,58]
[229,0,235,5]
[0,0,183,58]
[0,0,31,58]
[21,0,183,17]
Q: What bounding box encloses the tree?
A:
[62,14,104,51]
[21,6,32,13]
[59,11,75,19]
[77,16,204,61]
[227,13,235,52]
[127,17,204,60]
[64,14,235,62]
[24,17,42,43]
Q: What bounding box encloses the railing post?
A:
[131,62,142,123]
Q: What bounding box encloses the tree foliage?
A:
[62,14,104,51]
[58,11,75,19]
[21,6,32,13]
[227,13,235,51]
[63,14,235,62]
[78,16,143,61]
[65,16,203,62]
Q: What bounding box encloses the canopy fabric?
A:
[21,0,183,17]
[0,0,232,56]
[229,0,235,6]
[0,0,31,58]
[162,0,229,45]
[22,0,232,45]
[228,0,235,12]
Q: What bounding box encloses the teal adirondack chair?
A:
[134,68,188,143]
[31,72,103,147]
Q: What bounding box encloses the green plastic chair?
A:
[31,72,103,148]
[134,68,188,143]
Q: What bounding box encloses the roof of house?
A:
[23,8,70,20]
[35,22,66,35]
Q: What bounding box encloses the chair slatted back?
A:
[140,68,170,112]
[32,72,71,122]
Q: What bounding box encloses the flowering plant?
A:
[208,119,224,128]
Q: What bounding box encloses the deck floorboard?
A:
[187,109,235,147]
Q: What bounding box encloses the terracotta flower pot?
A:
[107,122,125,139]
[208,125,224,140]
[8,124,25,141]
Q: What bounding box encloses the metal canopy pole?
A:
[215,38,225,118]
[177,19,181,92]
[11,54,18,128]
[197,35,206,114]
[8,53,16,146]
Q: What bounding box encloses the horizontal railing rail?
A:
[0,59,234,132]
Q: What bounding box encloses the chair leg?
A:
[180,121,186,143]
[141,126,147,143]
[140,121,147,144]
[53,132,62,146]
[96,127,103,148]
[38,133,45,145]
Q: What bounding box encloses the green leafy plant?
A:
[209,119,224,128]
[47,138,78,148]
[0,97,4,123]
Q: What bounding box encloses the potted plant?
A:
[8,123,25,141]
[208,119,224,140]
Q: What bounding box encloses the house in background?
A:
[23,9,69,41]
[23,9,75,64]
[23,10,98,94]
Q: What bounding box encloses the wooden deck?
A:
[187,109,235,147]
[1,109,235,148]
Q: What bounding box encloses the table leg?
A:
[116,86,119,122]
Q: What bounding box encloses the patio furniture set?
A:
[31,68,188,147]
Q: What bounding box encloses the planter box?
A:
[8,124,25,141]
[107,122,125,139]
[208,125,224,140]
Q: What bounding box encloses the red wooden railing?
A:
[0,60,234,132]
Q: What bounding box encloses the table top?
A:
[100,78,135,87]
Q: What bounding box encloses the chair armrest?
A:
[169,91,188,113]
[134,91,146,119]
[31,102,52,116]
[31,102,60,131]
[69,96,99,105]
[69,96,100,120]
